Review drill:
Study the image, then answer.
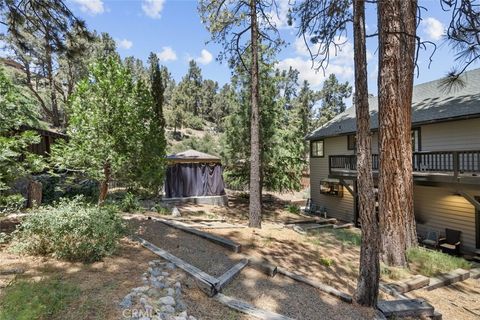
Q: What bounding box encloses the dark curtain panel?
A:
[164,163,226,198]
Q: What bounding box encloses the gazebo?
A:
[163,149,228,206]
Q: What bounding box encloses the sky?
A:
[6,0,480,95]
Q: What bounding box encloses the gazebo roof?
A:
[166,149,221,163]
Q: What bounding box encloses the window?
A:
[320,179,344,197]
[411,128,421,152]
[347,134,356,150]
[311,140,324,158]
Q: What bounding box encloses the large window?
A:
[311,140,324,158]
[347,134,356,150]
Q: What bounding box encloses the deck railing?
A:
[329,151,480,176]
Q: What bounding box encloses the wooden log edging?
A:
[377,299,435,318]
[214,293,294,320]
[215,259,249,292]
[277,268,353,303]
[135,236,219,296]
[149,217,242,253]
[425,268,470,291]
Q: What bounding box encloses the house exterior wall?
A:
[420,118,480,151]
[310,135,356,222]
[309,117,480,252]
[414,185,478,253]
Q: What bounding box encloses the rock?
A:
[161,272,169,276]
[147,288,161,298]
[175,299,187,312]
[175,287,181,297]
[166,288,175,296]
[165,263,176,270]
[133,286,149,293]
[160,305,176,313]
[158,296,175,306]
[171,207,181,217]
[156,276,165,281]
[150,268,162,277]
[188,316,197,320]
[151,279,166,289]
[174,281,181,288]
[119,293,134,308]
[139,297,148,306]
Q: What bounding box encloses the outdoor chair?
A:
[421,230,439,248]
[439,228,462,256]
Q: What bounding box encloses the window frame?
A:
[310,139,325,158]
[347,134,356,151]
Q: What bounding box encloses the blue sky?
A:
[8,1,480,94]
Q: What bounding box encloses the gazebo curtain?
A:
[164,163,226,198]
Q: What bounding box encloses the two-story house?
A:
[306,68,480,254]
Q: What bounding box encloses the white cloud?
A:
[196,49,213,65]
[157,46,177,62]
[116,39,133,50]
[422,17,445,41]
[142,0,166,19]
[277,36,355,89]
[72,0,105,15]
[266,0,292,29]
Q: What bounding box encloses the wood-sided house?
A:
[306,68,480,254]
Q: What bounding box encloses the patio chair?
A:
[439,228,462,256]
[421,230,439,248]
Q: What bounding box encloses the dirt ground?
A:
[127,216,377,320]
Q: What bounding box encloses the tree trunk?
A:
[27,180,43,208]
[353,0,380,307]
[377,0,418,266]
[98,161,111,205]
[45,31,61,128]
[248,0,262,228]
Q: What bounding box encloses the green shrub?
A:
[0,278,80,320]
[319,257,335,267]
[406,247,472,277]
[285,204,300,214]
[11,196,125,262]
[119,192,140,212]
[155,204,170,215]
[0,194,25,214]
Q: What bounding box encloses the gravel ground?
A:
[129,218,243,278]
[409,278,480,320]
[223,268,376,320]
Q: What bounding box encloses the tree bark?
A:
[248,0,262,228]
[45,30,61,128]
[27,180,43,208]
[377,0,418,267]
[353,0,380,307]
[98,161,111,205]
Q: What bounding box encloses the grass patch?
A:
[309,228,362,247]
[406,247,472,277]
[380,263,411,281]
[319,257,335,267]
[0,278,80,320]
[285,204,301,215]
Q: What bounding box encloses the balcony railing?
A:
[329,151,480,176]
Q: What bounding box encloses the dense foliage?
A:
[0,67,44,209]
[52,56,166,199]
[11,197,125,262]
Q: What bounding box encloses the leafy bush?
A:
[34,174,99,205]
[0,278,80,320]
[319,257,335,267]
[0,194,25,214]
[406,247,471,277]
[155,205,171,215]
[11,197,125,262]
[285,204,300,214]
[119,192,140,212]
